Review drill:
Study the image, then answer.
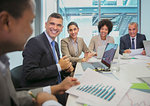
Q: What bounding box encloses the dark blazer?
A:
[119,33,146,54]
[22,32,60,87]
[0,55,42,106]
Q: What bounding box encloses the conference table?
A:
[66,55,150,106]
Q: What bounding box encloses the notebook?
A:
[143,40,150,56]
[81,43,118,71]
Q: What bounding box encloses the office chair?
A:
[10,65,24,90]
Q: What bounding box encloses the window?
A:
[58,0,140,45]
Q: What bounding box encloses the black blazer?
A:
[22,32,60,87]
[119,33,146,54]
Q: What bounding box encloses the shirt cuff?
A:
[42,100,62,106]
[43,86,51,94]
[56,63,61,72]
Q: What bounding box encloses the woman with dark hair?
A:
[89,19,114,55]
[61,22,94,66]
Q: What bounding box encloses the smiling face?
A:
[128,23,138,38]
[68,25,79,40]
[45,17,63,40]
[100,25,109,38]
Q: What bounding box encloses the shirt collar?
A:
[130,35,137,40]
[70,37,78,43]
[44,31,53,44]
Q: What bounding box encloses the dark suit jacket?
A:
[0,55,42,106]
[119,33,146,54]
[22,32,60,87]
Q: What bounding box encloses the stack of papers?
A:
[66,69,131,106]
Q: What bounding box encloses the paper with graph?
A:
[118,89,150,106]
[66,68,131,105]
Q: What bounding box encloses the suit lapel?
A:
[42,33,56,63]
[127,34,131,49]
[136,34,139,48]
[77,38,82,56]
[55,42,60,60]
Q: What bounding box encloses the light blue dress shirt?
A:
[44,31,61,72]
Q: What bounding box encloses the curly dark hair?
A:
[98,19,113,34]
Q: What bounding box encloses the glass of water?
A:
[110,59,120,72]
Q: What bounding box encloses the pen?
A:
[28,91,36,98]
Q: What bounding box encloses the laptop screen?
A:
[101,43,118,68]
[143,40,150,56]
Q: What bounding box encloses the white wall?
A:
[141,0,150,40]
[41,0,57,31]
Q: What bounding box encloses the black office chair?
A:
[10,65,24,90]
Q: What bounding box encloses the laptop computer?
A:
[97,45,119,59]
[143,40,150,57]
[81,43,118,71]
[97,45,106,59]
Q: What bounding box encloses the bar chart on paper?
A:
[76,83,116,101]
[66,69,131,105]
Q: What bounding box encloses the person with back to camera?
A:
[119,22,146,55]
[0,0,80,106]
[61,22,94,68]
[89,19,114,55]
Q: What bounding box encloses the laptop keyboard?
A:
[81,62,105,71]
[90,62,105,69]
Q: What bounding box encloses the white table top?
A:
[66,55,150,106]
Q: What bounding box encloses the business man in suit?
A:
[23,13,74,88]
[23,13,74,105]
[61,22,93,67]
[0,1,79,105]
[119,22,146,55]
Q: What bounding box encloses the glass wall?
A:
[58,0,140,46]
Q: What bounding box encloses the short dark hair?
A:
[47,13,63,21]
[0,0,31,19]
[98,19,113,34]
[67,21,79,30]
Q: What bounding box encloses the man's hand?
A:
[51,77,80,95]
[141,50,146,55]
[58,56,71,70]
[66,62,74,73]
[36,92,57,106]
[124,49,131,53]
[82,52,95,62]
